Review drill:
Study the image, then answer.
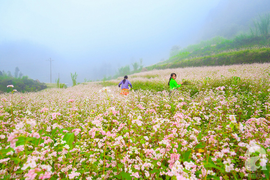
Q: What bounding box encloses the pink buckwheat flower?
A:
[67,99,75,103]
[32,132,40,138]
[131,172,140,178]
[14,145,24,153]
[72,129,81,136]
[39,172,51,179]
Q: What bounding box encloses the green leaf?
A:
[198,132,202,140]
[116,172,132,180]
[195,143,205,149]
[15,170,24,174]
[118,163,123,169]
[32,138,44,146]
[11,157,21,164]
[63,133,75,149]
[207,175,220,180]
[183,150,191,161]
[51,128,58,137]
[204,162,225,173]
[3,175,11,180]
[263,168,270,180]
[150,169,159,174]
[16,137,26,146]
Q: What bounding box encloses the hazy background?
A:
[1,0,270,85]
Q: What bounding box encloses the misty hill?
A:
[199,0,270,40]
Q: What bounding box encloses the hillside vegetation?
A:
[146,14,270,71]
[148,47,270,70]
[0,73,47,94]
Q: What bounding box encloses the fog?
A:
[0,0,269,85]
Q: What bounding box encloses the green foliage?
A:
[59,83,67,88]
[140,74,159,79]
[84,78,92,82]
[132,62,139,72]
[251,14,270,37]
[63,133,75,149]
[115,172,132,180]
[71,72,78,86]
[0,74,47,93]
[55,78,67,89]
[14,67,20,78]
[112,59,144,80]
[118,65,130,77]
[147,47,270,70]
[56,78,60,88]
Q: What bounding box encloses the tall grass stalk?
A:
[71,72,78,86]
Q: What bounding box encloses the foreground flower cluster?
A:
[0,63,270,180]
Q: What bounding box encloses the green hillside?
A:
[147,35,270,70]
[144,13,270,70]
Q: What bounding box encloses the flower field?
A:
[1,63,270,180]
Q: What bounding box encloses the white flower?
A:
[7,85,14,88]
[40,164,52,172]
[239,122,244,132]
[229,115,237,123]
[248,144,261,153]
[64,144,70,149]
[145,171,150,177]
[144,136,149,141]
[15,122,24,130]
[99,87,111,93]
[260,159,267,167]
[225,164,234,172]
[26,110,32,115]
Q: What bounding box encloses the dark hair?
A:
[123,75,128,84]
[168,73,176,86]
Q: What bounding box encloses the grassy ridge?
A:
[147,47,270,70]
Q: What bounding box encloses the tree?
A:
[118,65,130,76]
[139,58,143,70]
[132,62,139,72]
[251,13,270,37]
[14,67,20,78]
[0,71,2,76]
[70,72,78,86]
[7,71,12,77]
[19,72,23,78]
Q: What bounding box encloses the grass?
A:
[45,83,58,88]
